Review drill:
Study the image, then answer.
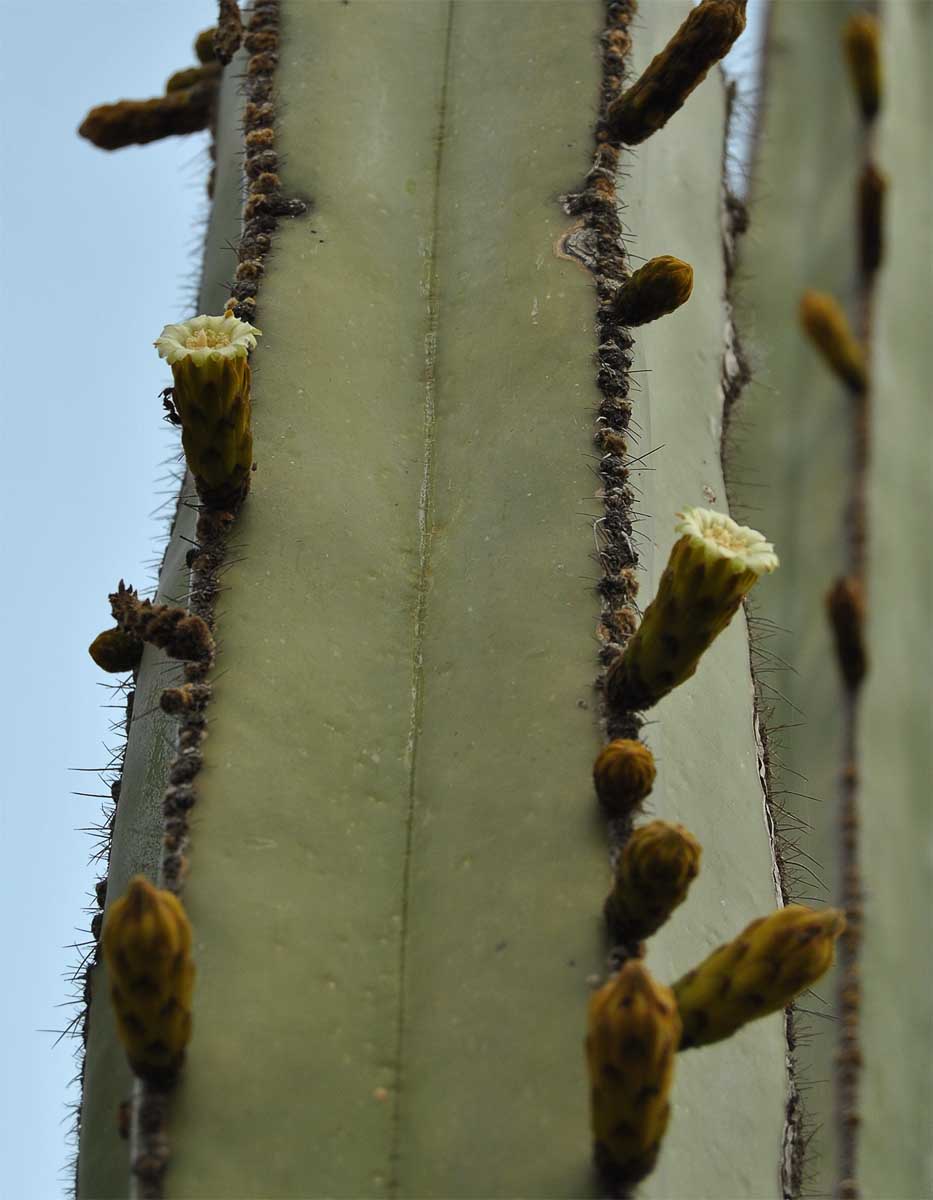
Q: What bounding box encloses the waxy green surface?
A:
[82,3,791,1196]
[731,2,863,1194]
[860,4,932,1197]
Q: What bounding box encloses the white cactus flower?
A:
[155,313,261,366]
[674,506,779,575]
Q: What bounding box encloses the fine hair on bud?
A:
[673,905,845,1050]
[612,256,694,327]
[593,739,657,818]
[101,875,195,1086]
[799,290,867,394]
[607,508,778,711]
[826,576,867,689]
[605,820,701,942]
[606,0,747,144]
[88,626,144,674]
[586,962,682,1187]
[842,12,881,121]
[858,164,886,276]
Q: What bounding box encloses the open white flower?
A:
[674,506,779,575]
[154,313,261,366]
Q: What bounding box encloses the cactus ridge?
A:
[126,3,316,1192]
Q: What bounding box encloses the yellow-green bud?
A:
[605,821,701,942]
[155,313,261,509]
[102,875,196,1086]
[673,905,845,1050]
[842,12,881,121]
[799,290,867,394]
[612,256,694,326]
[607,507,778,710]
[593,739,656,818]
[607,0,747,144]
[586,962,681,1186]
[88,626,143,674]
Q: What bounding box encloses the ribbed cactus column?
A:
[76,55,246,1200]
[860,4,932,1196]
[732,1,933,1196]
[78,2,798,1196]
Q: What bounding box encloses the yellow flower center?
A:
[708,524,752,554]
[185,329,232,350]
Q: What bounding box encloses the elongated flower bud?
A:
[858,164,886,276]
[102,875,196,1086]
[110,581,214,663]
[78,85,216,151]
[605,821,701,942]
[155,313,261,509]
[165,64,222,93]
[612,256,694,326]
[607,0,747,144]
[673,905,845,1050]
[826,576,867,689]
[593,739,656,818]
[88,626,143,673]
[799,291,867,393]
[607,508,778,710]
[586,962,681,1186]
[842,12,881,121]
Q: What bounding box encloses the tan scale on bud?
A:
[607,507,778,710]
[155,314,261,509]
[799,290,867,394]
[593,739,657,818]
[586,962,681,1187]
[606,0,747,144]
[605,821,701,942]
[842,12,881,122]
[101,875,196,1086]
[88,626,143,674]
[612,256,694,327]
[673,904,845,1050]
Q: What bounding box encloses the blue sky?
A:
[0,3,215,1195]
[0,3,763,1196]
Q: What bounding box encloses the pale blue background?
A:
[0,3,762,1196]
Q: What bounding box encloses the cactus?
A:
[71,2,931,1198]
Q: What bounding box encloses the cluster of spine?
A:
[78,32,221,151]
[797,14,885,1199]
[78,4,305,1195]
[577,4,845,1193]
[226,0,308,324]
